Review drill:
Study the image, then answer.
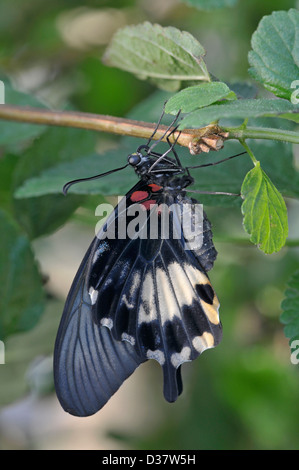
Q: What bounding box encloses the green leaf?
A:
[0,153,19,213]
[13,126,96,238]
[126,89,175,122]
[241,162,288,254]
[248,9,299,101]
[281,271,299,346]
[180,0,238,10]
[178,98,299,129]
[0,81,47,146]
[14,125,97,180]
[189,138,299,207]
[228,81,258,99]
[103,22,210,91]
[278,112,299,123]
[15,193,85,240]
[0,210,45,338]
[14,149,137,198]
[0,299,61,406]
[165,82,236,114]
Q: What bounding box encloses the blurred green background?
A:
[0,0,299,450]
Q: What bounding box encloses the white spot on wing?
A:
[192,332,214,353]
[122,271,142,309]
[121,333,135,345]
[200,298,220,325]
[88,287,98,305]
[184,263,210,288]
[156,266,181,324]
[138,271,157,323]
[171,347,191,368]
[183,263,220,324]
[146,349,165,365]
[167,262,195,306]
[131,270,141,293]
[122,295,134,309]
[100,317,113,329]
[92,241,109,264]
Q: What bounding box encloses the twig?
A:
[1,104,298,151]
[0,104,219,152]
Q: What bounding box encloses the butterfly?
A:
[54,112,241,417]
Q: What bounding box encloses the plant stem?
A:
[224,125,299,144]
[0,104,215,150]
[239,139,258,165]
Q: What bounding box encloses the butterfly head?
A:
[127,151,143,168]
[128,144,184,178]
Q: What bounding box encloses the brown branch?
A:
[0,104,227,154]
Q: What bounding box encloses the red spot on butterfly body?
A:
[130,191,149,202]
[148,184,163,193]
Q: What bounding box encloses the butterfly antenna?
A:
[186,151,247,171]
[148,109,181,154]
[166,125,183,168]
[185,151,248,197]
[146,103,167,146]
[148,125,182,173]
[187,189,241,197]
[62,163,129,195]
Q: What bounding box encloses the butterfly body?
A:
[54,143,222,416]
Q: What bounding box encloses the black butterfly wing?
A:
[88,184,222,404]
[54,238,146,417]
